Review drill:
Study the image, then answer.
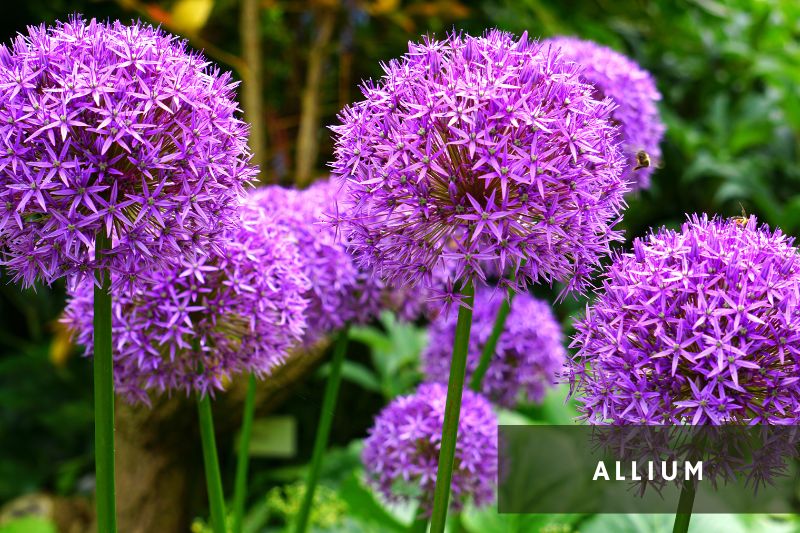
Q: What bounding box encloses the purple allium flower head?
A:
[251,181,383,340]
[63,190,310,402]
[545,36,664,190]
[362,382,497,513]
[331,29,627,298]
[423,286,565,407]
[0,17,255,287]
[568,215,800,425]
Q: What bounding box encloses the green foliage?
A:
[0,284,93,503]
[264,482,348,531]
[348,311,428,400]
[0,517,57,533]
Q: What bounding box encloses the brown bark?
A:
[295,9,337,186]
[111,341,328,533]
[240,0,268,176]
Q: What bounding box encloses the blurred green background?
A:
[0,0,798,532]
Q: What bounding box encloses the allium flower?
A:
[0,17,255,287]
[253,180,429,341]
[545,36,664,190]
[423,286,565,407]
[568,215,800,425]
[250,182,380,339]
[332,29,627,297]
[63,191,310,401]
[362,382,497,513]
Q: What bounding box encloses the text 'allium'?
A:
[63,190,310,402]
[568,215,800,424]
[0,17,255,287]
[362,382,497,513]
[423,286,566,407]
[332,29,627,298]
[546,36,664,190]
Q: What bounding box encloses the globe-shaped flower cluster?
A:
[63,190,310,402]
[545,36,665,190]
[362,382,497,513]
[423,286,565,407]
[332,29,627,296]
[251,182,383,341]
[568,215,800,424]
[0,17,255,287]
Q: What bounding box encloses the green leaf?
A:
[462,505,581,533]
[243,416,296,458]
[322,360,382,394]
[338,473,407,532]
[348,327,393,354]
[350,311,428,400]
[0,517,57,533]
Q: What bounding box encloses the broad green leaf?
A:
[338,473,407,532]
[0,517,57,533]
[243,416,296,458]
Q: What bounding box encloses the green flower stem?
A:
[468,286,514,392]
[429,280,475,533]
[672,480,696,533]
[294,326,350,533]
[232,372,257,533]
[93,231,117,533]
[198,392,227,533]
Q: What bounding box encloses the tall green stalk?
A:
[294,327,350,533]
[469,286,514,392]
[93,231,117,533]
[672,480,696,533]
[232,373,257,533]
[429,280,475,533]
[198,393,227,533]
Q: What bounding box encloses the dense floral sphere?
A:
[568,215,800,424]
[423,286,565,407]
[63,191,310,402]
[545,36,664,190]
[251,182,381,340]
[0,18,255,287]
[332,29,627,297]
[362,383,497,512]
[254,181,430,341]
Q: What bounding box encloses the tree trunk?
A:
[112,341,328,533]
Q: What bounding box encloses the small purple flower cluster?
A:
[0,18,255,287]
[545,37,665,190]
[362,382,497,513]
[568,215,800,424]
[423,286,565,407]
[332,29,628,297]
[63,190,310,402]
